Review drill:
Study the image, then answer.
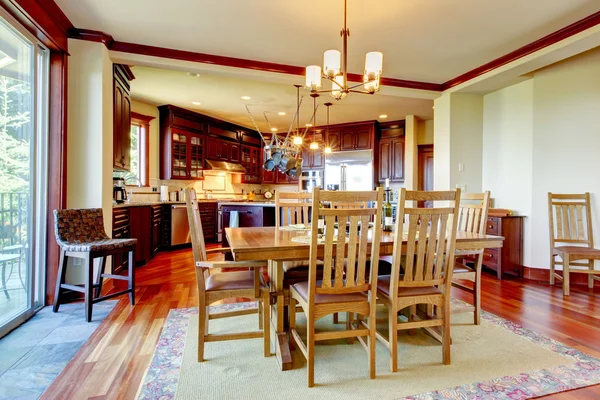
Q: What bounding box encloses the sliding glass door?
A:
[0,11,49,337]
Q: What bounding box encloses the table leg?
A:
[269,260,292,371]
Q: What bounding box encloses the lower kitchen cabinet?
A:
[198,202,217,243]
[151,205,162,256]
[112,208,130,274]
[129,206,153,266]
[483,215,524,279]
[221,204,275,259]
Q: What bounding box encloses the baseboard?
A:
[522,266,595,285]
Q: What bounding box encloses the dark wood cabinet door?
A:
[301,147,311,168]
[151,206,162,256]
[378,139,391,183]
[218,141,229,161]
[120,93,131,170]
[171,130,189,179]
[391,137,404,182]
[355,129,371,150]
[129,207,152,266]
[262,169,276,184]
[189,134,203,179]
[229,143,240,163]
[113,85,124,168]
[311,148,324,169]
[326,131,340,152]
[206,136,219,159]
[341,131,356,151]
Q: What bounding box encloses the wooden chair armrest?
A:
[205,247,231,255]
[196,260,267,269]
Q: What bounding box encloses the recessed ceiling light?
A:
[432,106,435,110]
[192,101,201,105]
[270,127,278,132]
[305,123,313,127]
[379,114,388,119]
[241,96,252,100]
[278,112,286,116]
[186,72,200,78]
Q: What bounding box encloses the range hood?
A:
[204,159,247,175]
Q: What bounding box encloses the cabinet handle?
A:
[246,210,253,214]
[489,225,493,229]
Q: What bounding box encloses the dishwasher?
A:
[171,205,191,246]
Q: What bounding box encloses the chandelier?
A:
[305,0,383,100]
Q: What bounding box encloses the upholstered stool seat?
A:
[53,208,137,322]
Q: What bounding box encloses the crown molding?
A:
[441,10,600,90]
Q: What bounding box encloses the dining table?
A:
[221,226,505,371]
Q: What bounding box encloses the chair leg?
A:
[307,316,315,388]
[474,255,483,325]
[1,261,10,300]
[288,298,296,351]
[84,254,94,323]
[198,296,207,362]
[333,312,339,324]
[408,305,417,336]
[589,260,595,289]
[258,299,263,329]
[442,302,451,365]
[263,292,271,357]
[549,255,555,285]
[53,250,68,312]
[563,254,570,296]
[346,312,355,344]
[368,310,377,379]
[128,250,135,305]
[389,306,398,372]
[94,256,106,298]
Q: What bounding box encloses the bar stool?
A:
[53,208,137,322]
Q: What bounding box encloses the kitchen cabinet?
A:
[325,130,340,152]
[241,145,262,183]
[221,204,276,257]
[301,135,325,170]
[482,216,523,279]
[378,136,405,183]
[198,202,217,243]
[340,125,372,151]
[112,208,130,274]
[151,205,162,256]
[113,64,134,171]
[160,105,206,180]
[206,124,240,163]
[129,206,152,266]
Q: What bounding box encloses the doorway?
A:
[418,145,434,207]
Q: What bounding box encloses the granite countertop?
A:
[113,200,216,208]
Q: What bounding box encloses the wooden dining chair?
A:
[548,192,600,296]
[451,190,491,325]
[376,189,460,372]
[289,188,383,387]
[185,188,271,361]
[275,191,312,227]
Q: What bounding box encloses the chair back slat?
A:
[275,192,312,227]
[390,189,460,295]
[185,188,208,290]
[456,191,490,234]
[548,193,593,247]
[308,188,383,299]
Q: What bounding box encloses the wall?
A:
[482,47,600,269]
[482,80,534,266]
[66,39,113,282]
[417,119,433,145]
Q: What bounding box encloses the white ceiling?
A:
[56,0,600,83]
[130,66,434,131]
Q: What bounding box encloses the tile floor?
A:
[0,301,116,400]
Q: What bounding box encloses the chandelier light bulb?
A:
[363,76,381,94]
[323,50,341,78]
[305,65,322,91]
[364,51,383,80]
[310,141,319,150]
[293,136,303,145]
[331,75,346,100]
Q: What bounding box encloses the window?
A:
[119,112,154,186]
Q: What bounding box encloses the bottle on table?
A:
[383,190,393,231]
[317,201,325,235]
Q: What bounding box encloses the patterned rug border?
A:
[136,300,600,400]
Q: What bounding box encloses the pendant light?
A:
[309,93,319,150]
[324,102,332,154]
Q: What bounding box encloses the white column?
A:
[404,115,418,190]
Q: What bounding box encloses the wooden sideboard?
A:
[482,215,524,279]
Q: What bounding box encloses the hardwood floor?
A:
[41,249,600,399]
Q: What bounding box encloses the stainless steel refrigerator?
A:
[324,150,373,191]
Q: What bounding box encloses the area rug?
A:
[137,301,600,400]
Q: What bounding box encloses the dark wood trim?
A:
[1,0,72,52]
[442,10,600,90]
[70,28,114,46]
[130,111,154,123]
[523,266,594,286]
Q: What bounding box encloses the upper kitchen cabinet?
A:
[113,64,135,171]
[159,105,205,180]
[205,125,240,163]
[301,133,324,170]
[339,123,374,151]
[240,132,263,184]
[378,120,405,183]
